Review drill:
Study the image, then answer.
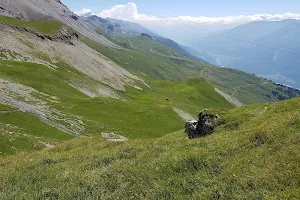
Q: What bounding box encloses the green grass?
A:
[124,78,233,115]
[1,98,299,199]
[0,15,63,35]
[0,59,232,154]
[0,106,72,155]
[71,78,233,138]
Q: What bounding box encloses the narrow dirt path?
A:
[200,67,208,76]
[214,88,243,107]
[173,107,195,121]
[231,82,270,97]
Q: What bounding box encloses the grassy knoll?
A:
[0,98,299,199]
[0,59,232,154]
[0,15,62,35]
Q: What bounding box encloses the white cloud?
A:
[78,2,300,25]
[74,8,93,17]
[170,13,300,25]
[98,2,158,22]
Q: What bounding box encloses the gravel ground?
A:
[0,77,85,136]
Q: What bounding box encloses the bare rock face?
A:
[185,110,220,139]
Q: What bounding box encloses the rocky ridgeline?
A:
[0,23,79,46]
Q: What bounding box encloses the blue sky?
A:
[62,0,300,17]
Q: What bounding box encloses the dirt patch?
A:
[173,107,195,121]
[214,88,243,107]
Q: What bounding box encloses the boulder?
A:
[70,15,79,20]
[185,110,220,139]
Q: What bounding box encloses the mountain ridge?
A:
[0,0,118,47]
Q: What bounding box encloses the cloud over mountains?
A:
[74,2,300,25]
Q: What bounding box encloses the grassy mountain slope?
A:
[0,59,232,155]
[83,35,300,104]
[0,8,300,200]
[1,98,299,199]
[1,15,297,106]
[0,103,72,155]
[0,16,299,156]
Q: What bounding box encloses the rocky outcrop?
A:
[0,0,119,47]
[185,110,221,139]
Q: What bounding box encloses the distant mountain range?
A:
[84,15,157,37]
[84,15,204,61]
[191,19,300,87]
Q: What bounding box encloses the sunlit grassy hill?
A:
[1,98,299,199]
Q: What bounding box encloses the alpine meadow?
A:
[0,0,300,199]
